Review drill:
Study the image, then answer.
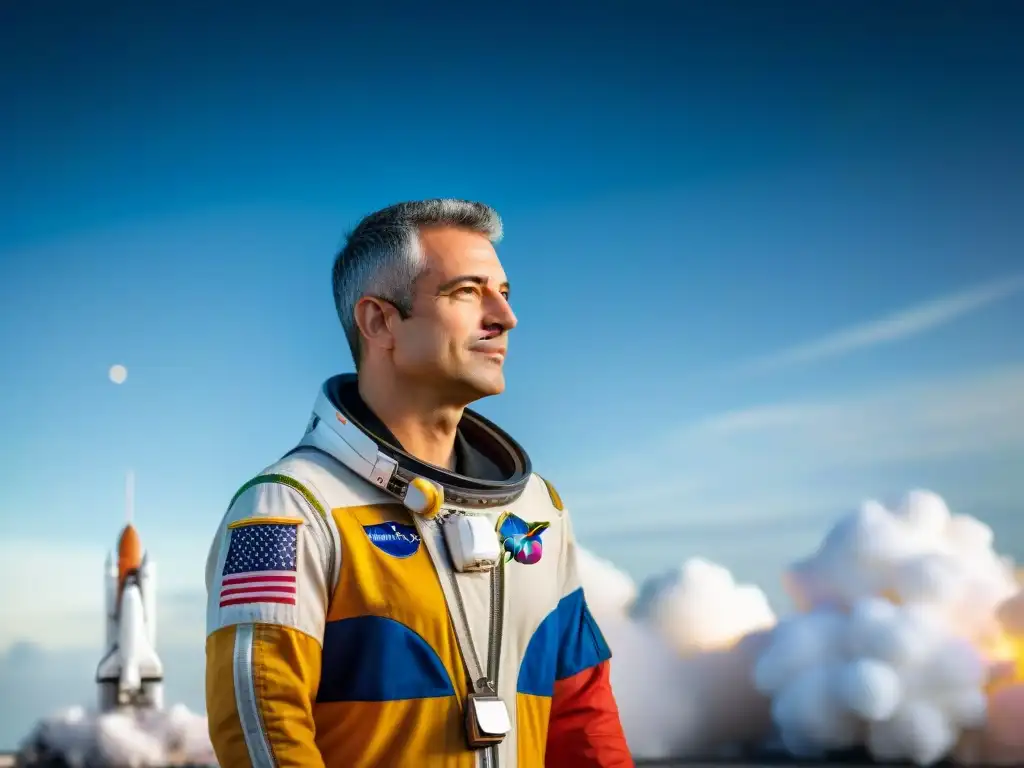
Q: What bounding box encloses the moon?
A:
[108,364,128,385]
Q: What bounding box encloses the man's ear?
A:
[354,296,399,354]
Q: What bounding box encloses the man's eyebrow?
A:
[435,275,511,293]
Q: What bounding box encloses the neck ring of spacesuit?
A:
[305,374,533,517]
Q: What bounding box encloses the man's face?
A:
[390,225,517,401]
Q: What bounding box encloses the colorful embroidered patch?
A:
[496,512,549,565]
[363,522,421,558]
[219,520,300,608]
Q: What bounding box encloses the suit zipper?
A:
[433,513,505,768]
[484,560,506,768]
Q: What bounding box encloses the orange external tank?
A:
[117,523,142,596]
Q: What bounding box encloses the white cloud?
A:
[737,274,1024,373]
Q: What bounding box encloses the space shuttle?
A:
[95,472,164,711]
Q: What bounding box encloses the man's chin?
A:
[459,370,506,401]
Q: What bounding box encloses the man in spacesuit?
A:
[204,199,633,767]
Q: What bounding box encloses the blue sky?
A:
[1,0,1023,748]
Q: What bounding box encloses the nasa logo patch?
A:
[363,522,421,559]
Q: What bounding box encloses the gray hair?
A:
[331,199,504,366]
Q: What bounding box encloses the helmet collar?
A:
[302,374,532,515]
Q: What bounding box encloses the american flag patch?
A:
[219,518,300,608]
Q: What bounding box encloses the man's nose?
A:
[489,293,517,331]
